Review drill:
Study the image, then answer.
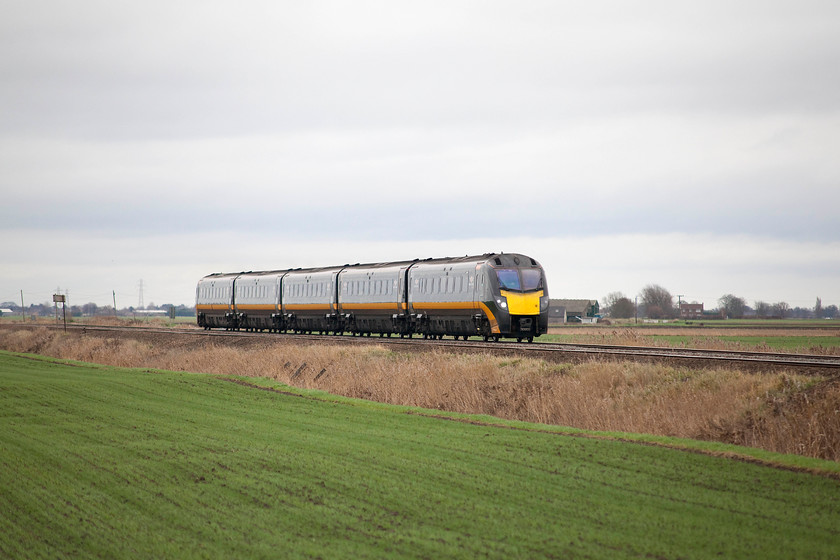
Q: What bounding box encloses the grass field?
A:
[1,351,839,559]
[540,330,840,354]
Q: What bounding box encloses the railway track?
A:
[16,323,840,373]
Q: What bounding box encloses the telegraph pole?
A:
[113,290,117,316]
[20,290,24,322]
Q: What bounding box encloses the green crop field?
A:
[651,334,840,351]
[1,351,839,559]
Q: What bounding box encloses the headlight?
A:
[495,296,508,309]
[540,296,549,311]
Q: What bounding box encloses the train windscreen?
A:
[496,268,544,292]
[496,269,520,290]
[521,269,543,291]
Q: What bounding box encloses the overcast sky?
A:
[2,1,838,310]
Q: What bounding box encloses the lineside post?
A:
[53,294,66,332]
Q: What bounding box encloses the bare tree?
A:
[718,294,746,319]
[815,297,822,318]
[82,302,98,317]
[754,301,770,318]
[602,292,635,319]
[641,284,674,319]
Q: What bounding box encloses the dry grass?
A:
[2,327,838,461]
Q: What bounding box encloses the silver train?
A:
[196,253,549,341]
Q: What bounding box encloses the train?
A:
[196,253,549,342]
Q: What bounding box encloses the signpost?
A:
[53,294,66,332]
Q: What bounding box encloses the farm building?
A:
[548,299,599,324]
[679,303,704,319]
[0,308,14,316]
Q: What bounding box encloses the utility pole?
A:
[138,279,144,309]
[20,290,24,322]
[676,294,684,318]
[113,290,117,316]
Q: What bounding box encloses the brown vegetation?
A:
[1,327,838,461]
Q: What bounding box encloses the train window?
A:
[521,269,543,291]
[496,269,521,290]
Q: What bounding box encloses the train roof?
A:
[199,253,541,280]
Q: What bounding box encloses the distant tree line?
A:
[601,288,838,320]
[0,301,196,318]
